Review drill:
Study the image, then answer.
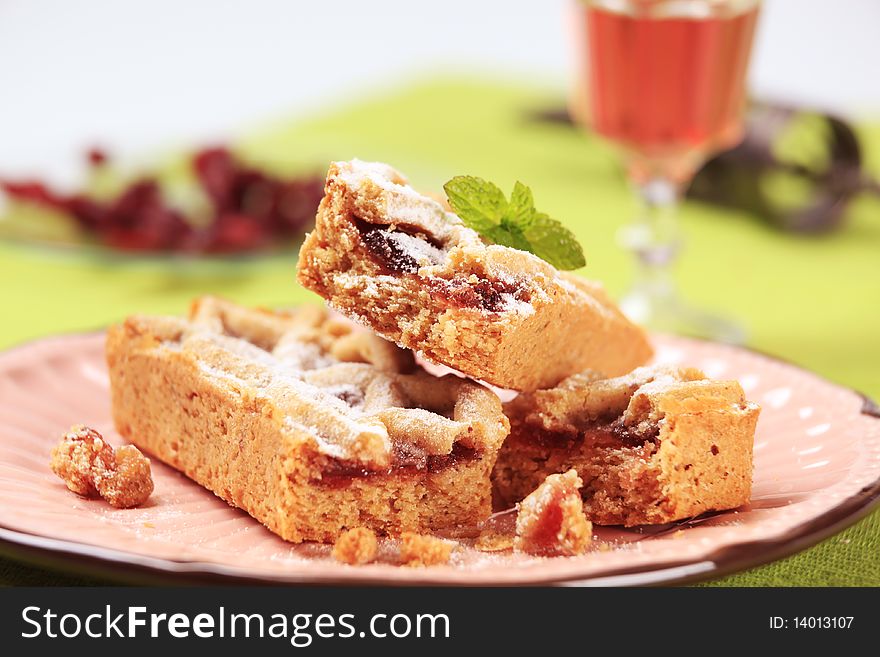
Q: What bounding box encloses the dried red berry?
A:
[1,144,323,254]
[206,213,267,253]
[193,147,238,211]
[87,148,109,167]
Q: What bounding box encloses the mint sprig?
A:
[443,176,585,270]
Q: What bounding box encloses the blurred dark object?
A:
[0,147,324,254]
[533,103,879,234]
[689,104,873,233]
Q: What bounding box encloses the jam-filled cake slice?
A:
[296,160,653,392]
[492,366,760,525]
[106,296,509,543]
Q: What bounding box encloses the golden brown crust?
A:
[189,295,415,373]
[106,297,509,543]
[332,528,378,565]
[399,532,454,567]
[296,160,653,391]
[50,425,153,508]
[514,470,592,556]
[493,366,760,526]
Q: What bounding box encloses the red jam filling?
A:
[312,444,479,489]
[353,217,531,312]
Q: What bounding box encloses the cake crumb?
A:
[514,469,592,557]
[399,532,453,567]
[50,425,153,508]
[475,529,514,553]
[332,528,378,565]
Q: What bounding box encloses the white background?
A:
[1,0,876,183]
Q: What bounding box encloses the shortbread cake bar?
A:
[106,296,510,543]
[492,366,759,525]
[296,160,653,391]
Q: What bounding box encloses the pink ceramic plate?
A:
[0,331,878,586]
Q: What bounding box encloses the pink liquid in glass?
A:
[578,1,760,180]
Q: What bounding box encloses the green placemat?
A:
[1,78,878,586]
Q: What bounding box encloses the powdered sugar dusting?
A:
[384,230,446,268]
[273,339,335,371]
[334,159,460,241]
[174,330,394,467]
[498,292,535,316]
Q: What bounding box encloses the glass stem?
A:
[618,177,684,323]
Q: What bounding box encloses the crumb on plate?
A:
[332,527,378,565]
[50,425,153,508]
[514,469,592,557]
[399,532,453,567]
[475,529,514,553]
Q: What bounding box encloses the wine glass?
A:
[571,0,761,343]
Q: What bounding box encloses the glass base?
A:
[619,285,747,345]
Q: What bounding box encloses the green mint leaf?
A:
[523,212,586,270]
[442,176,507,233]
[443,175,586,270]
[504,181,535,229]
[485,223,533,253]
